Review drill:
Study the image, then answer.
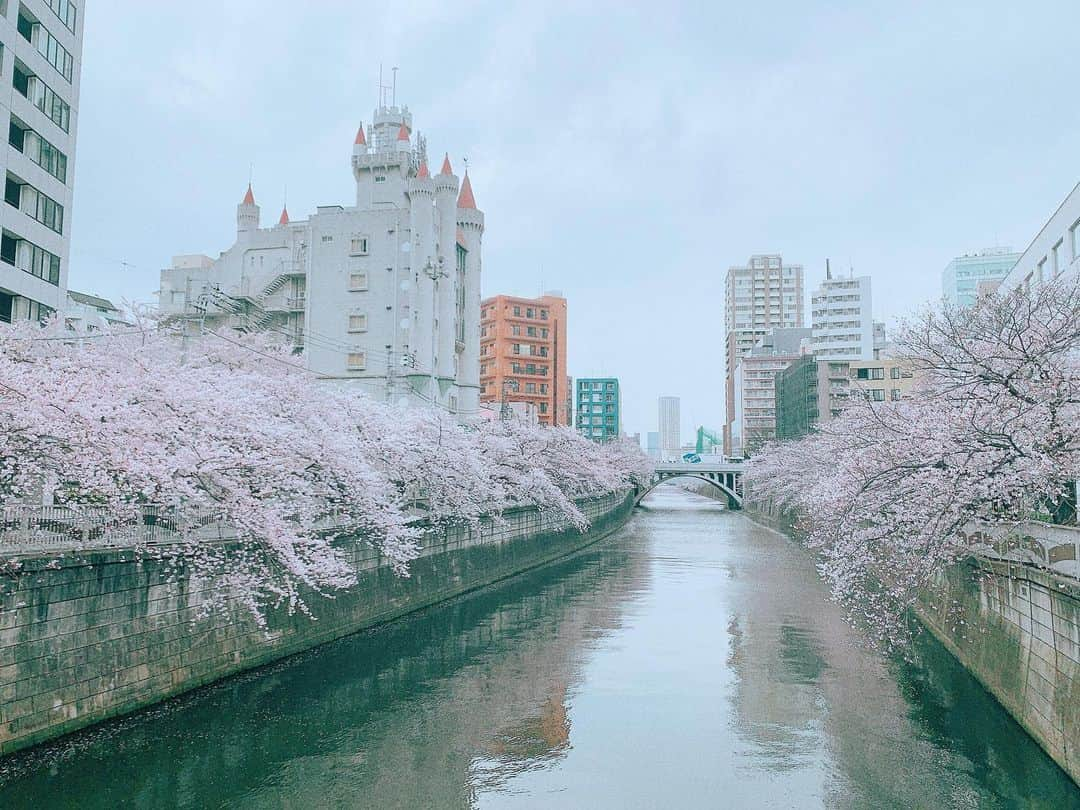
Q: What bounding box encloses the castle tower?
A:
[352,105,415,209]
[456,170,484,413]
[237,184,260,237]
[434,155,461,393]
[408,159,437,387]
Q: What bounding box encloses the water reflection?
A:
[0,486,1076,809]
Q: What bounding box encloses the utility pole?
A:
[501,379,519,421]
[423,258,448,406]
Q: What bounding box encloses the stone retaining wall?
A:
[914,557,1080,783]
[0,491,635,755]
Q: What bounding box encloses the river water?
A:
[0,486,1077,808]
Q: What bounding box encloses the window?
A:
[891,389,902,401]
[511,324,520,336]
[18,13,73,82]
[540,384,548,394]
[868,389,885,402]
[1052,240,1063,276]
[47,0,77,33]
[374,176,386,183]
[1036,258,1046,284]
[539,402,548,414]
[538,346,548,357]
[526,326,536,337]
[540,309,548,320]
[526,308,534,318]
[541,328,548,338]
[350,236,369,255]
[349,272,368,291]
[890,367,901,379]
[347,352,366,370]
[19,240,60,284]
[525,382,536,394]
[513,306,521,316]
[321,235,333,243]
[1071,219,1080,261]
[4,177,20,207]
[348,313,367,332]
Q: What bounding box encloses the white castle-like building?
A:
[159,102,484,415]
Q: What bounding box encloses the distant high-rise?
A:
[723,255,804,454]
[810,271,874,361]
[941,248,1020,308]
[1,1,84,324]
[575,378,620,442]
[658,396,680,460]
[646,432,660,459]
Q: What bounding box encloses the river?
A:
[0,486,1077,808]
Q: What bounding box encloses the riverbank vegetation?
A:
[0,325,650,621]
[746,276,1080,641]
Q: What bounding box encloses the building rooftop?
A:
[68,290,119,312]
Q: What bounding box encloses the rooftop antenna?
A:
[825,258,831,280]
[392,67,398,106]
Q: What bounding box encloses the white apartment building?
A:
[1,0,82,324]
[723,254,804,454]
[999,182,1080,294]
[810,273,874,361]
[160,101,483,415]
[730,327,809,456]
[658,396,680,460]
[64,289,131,331]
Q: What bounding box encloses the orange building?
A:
[480,293,569,425]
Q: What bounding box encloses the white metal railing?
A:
[959,521,1079,580]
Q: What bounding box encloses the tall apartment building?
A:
[941,248,1020,308]
[723,255,804,454]
[160,100,482,415]
[479,292,569,425]
[1,0,82,324]
[576,378,620,442]
[729,328,808,456]
[810,272,874,361]
[658,396,680,460]
[1000,182,1080,294]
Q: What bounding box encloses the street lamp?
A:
[501,379,519,421]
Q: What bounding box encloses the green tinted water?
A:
[0,487,1076,808]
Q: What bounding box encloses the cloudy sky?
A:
[72,0,1080,440]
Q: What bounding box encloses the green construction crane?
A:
[695,426,722,455]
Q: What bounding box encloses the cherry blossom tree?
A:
[746,274,1080,642]
[0,322,647,623]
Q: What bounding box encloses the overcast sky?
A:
[72,0,1080,440]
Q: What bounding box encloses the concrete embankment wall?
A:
[0,491,635,755]
[745,502,1079,785]
[914,558,1080,783]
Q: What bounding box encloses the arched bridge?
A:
[635,462,745,509]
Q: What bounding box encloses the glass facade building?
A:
[941,249,1020,308]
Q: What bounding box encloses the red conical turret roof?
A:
[396,123,410,141]
[440,153,453,175]
[278,206,290,225]
[417,160,430,179]
[354,126,366,146]
[457,171,477,209]
[242,184,255,205]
